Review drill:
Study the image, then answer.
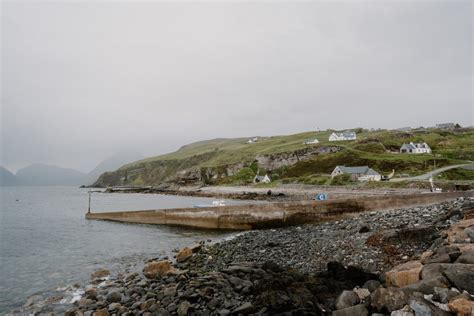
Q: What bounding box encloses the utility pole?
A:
[88,191,91,213]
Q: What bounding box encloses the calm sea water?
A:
[0,186,249,312]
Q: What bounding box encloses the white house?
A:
[436,123,455,129]
[303,138,319,145]
[400,142,432,154]
[246,137,259,144]
[331,165,381,182]
[328,131,357,142]
[254,174,271,184]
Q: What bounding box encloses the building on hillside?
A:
[254,174,271,184]
[400,142,432,154]
[397,127,412,132]
[436,123,456,129]
[246,137,258,144]
[331,165,381,182]
[328,131,356,141]
[303,138,319,145]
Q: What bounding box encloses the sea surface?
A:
[0,186,252,313]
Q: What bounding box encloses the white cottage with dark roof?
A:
[254,174,271,184]
[400,142,432,154]
[331,165,381,182]
[328,131,356,141]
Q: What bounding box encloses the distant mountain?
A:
[15,163,86,186]
[83,151,143,185]
[0,166,18,186]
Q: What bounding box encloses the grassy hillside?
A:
[93,128,474,187]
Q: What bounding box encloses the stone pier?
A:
[86,191,473,230]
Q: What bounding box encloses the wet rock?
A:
[442,264,474,293]
[465,227,474,240]
[143,260,176,279]
[423,246,462,264]
[409,296,452,316]
[363,280,381,292]
[85,288,98,300]
[447,298,474,315]
[335,290,360,310]
[140,298,156,311]
[92,309,109,316]
[391,305,414,316]
[371,287,408,313]
[353,287,371,301]
[107,302,121,311]
[156,308,171,315]
[91,269,110,279]
[105,290,122,303]
[177,300,192,316]
[332,304,368,316]
[455,251,474,264]
[432,287,461,304]
[176,247,193,263]
[65,309,80,316]
[409,298,432,316]
[402,276,450,295]
[78,297,95,307]
[217,309,231,315]
[435,245,461,256]
[190,244,202,253]
[163,285,177,297]
[421,263,449,280]
[232,302,254,314]
[23,295,44,308]
[386,261,423,287]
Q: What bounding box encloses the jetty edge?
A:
[85,191,473,230]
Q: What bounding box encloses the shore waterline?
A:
[0,186,254,313]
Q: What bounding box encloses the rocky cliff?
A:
[93,146,341,187]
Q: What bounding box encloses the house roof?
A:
[342,131,356,138]
[401,142,430,149]
[255,175,270,181]
[335,165,380,176]
[331,131,356,138]
[436,123,454,127]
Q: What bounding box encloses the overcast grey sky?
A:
[1,0,472,172]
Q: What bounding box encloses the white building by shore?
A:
[331,165,381,182]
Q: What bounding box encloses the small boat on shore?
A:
[194,200,226,208]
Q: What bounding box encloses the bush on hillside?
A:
[330,174,352,185]
[353,142,386,153]
[233,167,256,184]
[249,162,259,174]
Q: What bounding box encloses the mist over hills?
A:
[82,151,143,185]
[0,167,19,186]
[0,151,142,186]
[15,164,86,186]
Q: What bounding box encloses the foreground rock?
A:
[143,260,177,279]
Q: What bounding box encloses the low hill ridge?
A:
[93,128,474,187]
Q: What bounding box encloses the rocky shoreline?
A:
[20,197,474,315]
[101,184,432,202]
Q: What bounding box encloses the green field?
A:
[93,127,474,187]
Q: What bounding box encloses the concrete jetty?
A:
[85,191,473,230]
